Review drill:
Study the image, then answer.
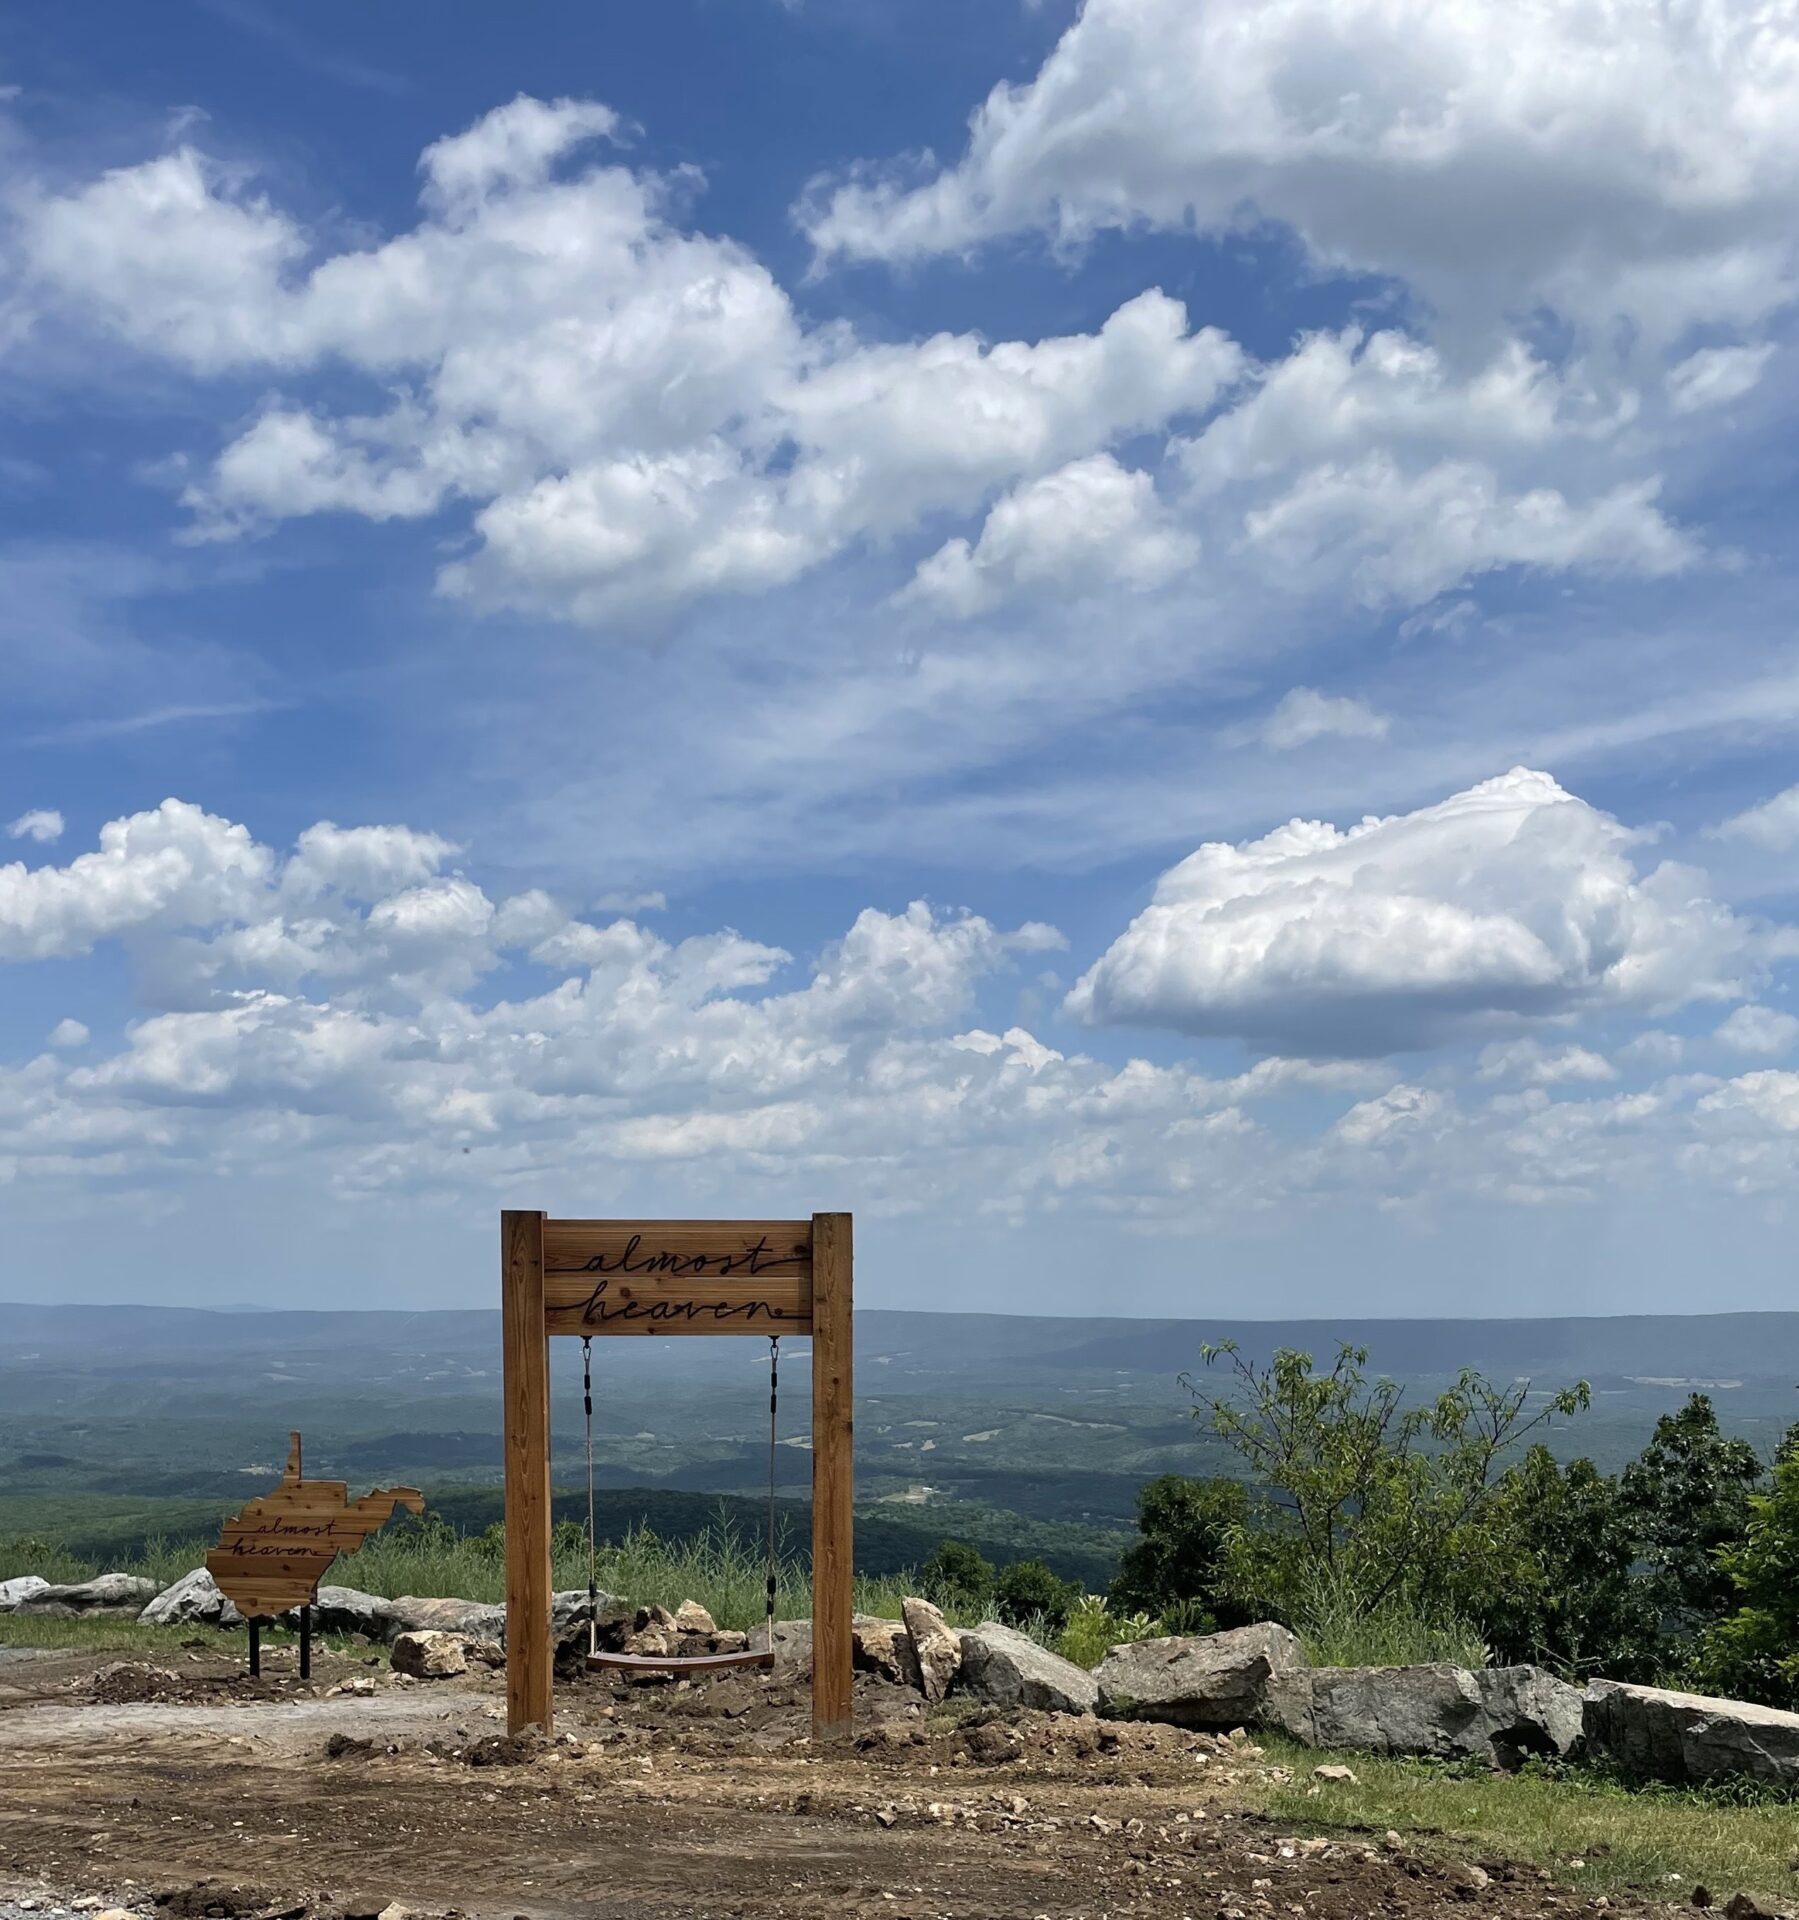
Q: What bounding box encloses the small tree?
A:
[1693,1426,1799,1709]
[1471,1446,1660,1680]
[1192,1342,1590,1635]
[1108,1474,1251,1628]
[920,1538,995,1614]
[993,1558,1079,1630]
[1620,1393,1762,1640]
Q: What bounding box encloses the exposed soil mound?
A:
[87,1663,190,1706]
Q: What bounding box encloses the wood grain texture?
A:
[502,1208,554,1736]
[809,1211,854,1744]
[206,1432,422,1619]
[584,1649,775,1674]
[542,1220,812,1337]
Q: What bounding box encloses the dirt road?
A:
[0,1645,1654,1920]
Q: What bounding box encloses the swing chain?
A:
[579,1331,782,1674]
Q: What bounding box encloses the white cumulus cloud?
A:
[7,810,64,844]
[1715,1004,1799,1057]
[1065,768,1758,1055]
[1259,687,1389,750]
[1715,784,1799,851]
[903,454,1198,617]
[805,0,1799,341]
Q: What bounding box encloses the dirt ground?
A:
[0,1642,1665,1920]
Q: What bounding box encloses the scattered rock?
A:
[853,1615,922,1689]
[1448,1861,1491,1900]
[1723,1896,1781,1920]
[1585,1678,1799,1786]
[957,1622,1098,1716]
[673,1599,716,1635]
[463,1726,547,1768]
[327,1676,378,1697]
[138,1568,244,1629]
[152,1880,278,1917]
[390,1630,470,1679]
[1095,1623,1307,1729]
[962,1721,1020,1765]
[902,1595,961,1704]
[1313,1763,1358,1782]
[323,1733,375,1759]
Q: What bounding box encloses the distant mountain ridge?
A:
[6,1301,1799,1386]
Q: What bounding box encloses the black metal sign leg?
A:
[248,1617,261,1677]
[299,1603,312,1681]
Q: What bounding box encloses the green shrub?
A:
[0,1533,94,1584]
[1692,1438,1799,1710]
[920,1538,995,1614]
[1107,1474,1249,1627]
[1056,1593,1163,1669]
[994,1557,1079,1630]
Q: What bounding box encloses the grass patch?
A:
[3,1513,974,1635]
[1284,1568,1490,1669]
[1250,1737,1799,1909]
[0,1611,235,1658]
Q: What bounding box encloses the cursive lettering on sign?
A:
[546,1232,804,1281]
[567,1275,797,1329]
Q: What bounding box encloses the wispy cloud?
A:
[191,0,409,95]
[22,700,284,746]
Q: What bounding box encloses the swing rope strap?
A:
[583,1335,597,1658]
[765,1336,780,1644]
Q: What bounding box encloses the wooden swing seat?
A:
[585,1647,775,1675]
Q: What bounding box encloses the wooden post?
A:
[809,1211,854,1743]
[502,1208,553,1735]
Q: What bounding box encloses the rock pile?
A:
[15,1557,1799,1789]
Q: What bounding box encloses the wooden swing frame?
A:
[501,1210,854,1742]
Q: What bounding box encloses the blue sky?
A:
[2,0,1797,1318]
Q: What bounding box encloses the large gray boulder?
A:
[138,1568,243,1629]
[957,1622,1098,1715]
[307,1586,401,1639]
[1585,1679,1799,1785]
[390,1594,508,1642]
[0,1576,50,1612]
[748,1617,814,1679]
[13,1573,159,1616]
[1096,1623,1307,1729]
[1290,1663,1583,1768]
[553,1588,618,1634]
